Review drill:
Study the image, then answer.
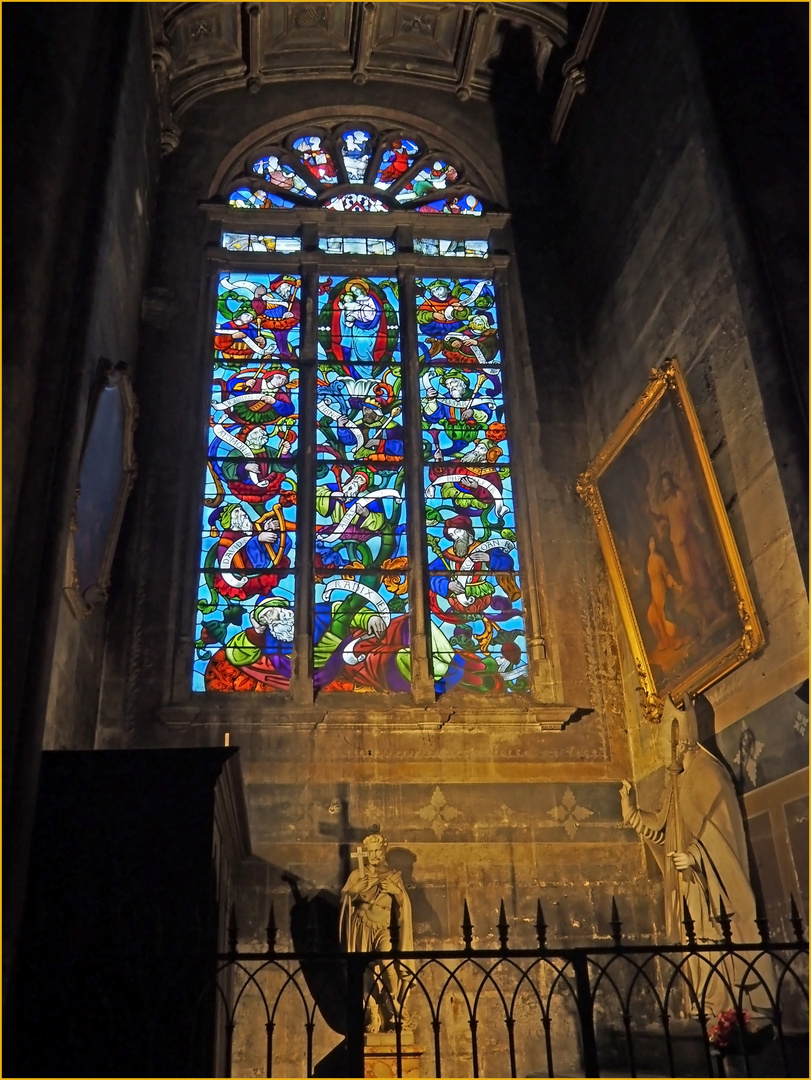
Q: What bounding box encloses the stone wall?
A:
[557,4,808,933]
[2,1,159,991]
[42,10,160,751]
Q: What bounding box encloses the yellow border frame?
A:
[576,357,763,722]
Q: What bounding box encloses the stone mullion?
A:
[178,259,226,701]
[290,261,318,705]
[399,265,435,706]
[493,264,548,700]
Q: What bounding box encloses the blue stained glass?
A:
[291,135,339,184]
[315,463,406,570]
[194,572,295,692]
[314,574,411,692]
[317,276,400,370]
[414,238,489,258]
[374,138,421,190]
[222,233,301,253]
[417,195,483,215]
[201,486,297,569]
[415,277,499,365]
[395,161,459,203]
[424,466,518,569]
[420,366,507,462]
[324,193,390,212]
[228,188,296,210]
[428,573,527,695]
[340,129,373,183]
[319,237,395,256]
[216,272,301,364]
[204,437,297,502]
[199,272,301,695]
[251,155,317,199]
[203,128,514,698]
[316,365,403,462]
[209,363,299,453]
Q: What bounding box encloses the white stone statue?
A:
[620,694,775,1022]
[340,832,414,1033]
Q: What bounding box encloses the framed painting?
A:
[65,361,138,616]
[576,357,762,721]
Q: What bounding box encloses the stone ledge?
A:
[157,702,586,733]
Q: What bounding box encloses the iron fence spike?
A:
[682,896,696,946]
[789,894,806,942]
[497,899,509,950]
[535,899,548,949]
[754,896,770,944]
[610,895,622,945]
[716,894,734,944]
[266,901,277,955]
[462,899,473,950]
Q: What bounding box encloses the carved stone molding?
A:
[551,2,608,144]
[157,702,584,732]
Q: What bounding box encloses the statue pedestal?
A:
[364,1032,424,1078]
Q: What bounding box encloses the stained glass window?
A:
[222,233,301,253]
[194,272,301,692]
[224,126,485,214]
[319,237,395,256]
[414,238,489,258]
[228,188,296,210]
[197,126,528,697]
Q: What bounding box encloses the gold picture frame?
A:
[576,357,762,721]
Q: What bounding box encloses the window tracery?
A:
[226,124,485,215]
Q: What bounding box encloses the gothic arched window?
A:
[195,123,534,703]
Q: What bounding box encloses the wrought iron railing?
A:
[211,897,808,1078]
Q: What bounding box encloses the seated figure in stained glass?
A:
[292,136,337,184]
[205,596,294,692]
[214,304,271,366]
[417,279,498,364]
[340,129,372,182]
[252,275,301,358]
[209,424,286,504]
[428,513,516,611]
[206,503,293,601]
[317,369,403,461]
[212,367,296,432]
[313,578,411,693]
[375,138,419,188]
[422,370,496,457]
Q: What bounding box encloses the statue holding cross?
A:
[339,832,415,1033]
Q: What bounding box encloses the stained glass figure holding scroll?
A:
[415,278,499,365]
[315,463,406,570]
[314,575,411,692]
